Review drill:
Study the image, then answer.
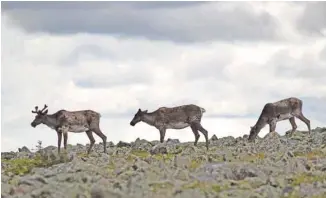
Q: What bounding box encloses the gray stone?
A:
[18,146,31,153]
[2,127,326,198]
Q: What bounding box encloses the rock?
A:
[42,146,57,152]
[173,169,189,181]
[117,141,131,148]
[150,140,161,146]
[1,152,17,160]
[1,126,326,198]
[150,144,168,155]
[314,127,326,133]
[166,138,180,144]
[132,138,153,151]
[180,145,198,156]
[107,141,115,147]
[220,136,237,147]
[257,131,285,153]
[173,155,191,169]
[150,142,181,155]
[18,146,31,153]
[210,134,218,141]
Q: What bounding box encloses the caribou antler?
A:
[40,104,48,113]
[31,106,39,114]
[31,104,48,114]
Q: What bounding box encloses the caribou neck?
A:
[142,112,157,126]
[42,114,59,129]
[254,115,268,133]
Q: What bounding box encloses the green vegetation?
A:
[280,189,326,198]
[152,153,175,162]
[106,160,116,175]
[2,140,71,177]
[130,150,150,158]
[2,157,43,175]
[126,154,137,162]
[280,192,301,198]
[149,181,174,193]
[240,152,266,163]
[290,173,326,186]
[182,180,229,193]
[293,149,326,160]
[189,159,202,170]
[76,152,89,158]
[2,153,69,176]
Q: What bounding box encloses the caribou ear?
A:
[43,109,48,114]
[138,108,141,112]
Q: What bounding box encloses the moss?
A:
[8,177,19,186]
[233,180,252,190]
[290,173,326,186]
[149,181,174,193]
[256,152,265,159]
[152,153,175,162]
[130,150,150,158]
[189,159,202,170]
[76,152,89,158]
[241,152,265,163]
[2,153,69,176]
[280,192,300,198]
[293,151,305,157]
[3,155,45,176]
[107,161,116,174]
[293,149,326,160]
[182,181,228,193]
[211,184,227,193]
[310,193,326,198]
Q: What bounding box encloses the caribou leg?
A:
[91,128,107,153]
[86,130,95,154]
[288,117,297,137]
[192,122,209,150]
[159,128,166,143]
[63,132,68,151]
[190,125,200,146]
[56,131,62,154]
[295,113,311,135]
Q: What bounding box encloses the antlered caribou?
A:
[130,104,210,150]
[248,97,311,142]
[30,104,107,154]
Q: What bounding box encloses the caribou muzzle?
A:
[31,122,37,128]
[130,122,135,126]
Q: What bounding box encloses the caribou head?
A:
[30,104,48,128]
[130,108,148,126]
[248,125,259,142]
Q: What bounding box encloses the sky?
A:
[1,1,326,152]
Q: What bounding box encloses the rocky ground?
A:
[2,127,326,198]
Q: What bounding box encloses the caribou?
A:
[30,104,107,154]
[248,97,311,142]
[130,104,210,150]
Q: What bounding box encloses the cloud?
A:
[2,1,278,43]
[1,2,326,152]
[320,45,326,61]
[1,1,205,10]
[296,2,326,36]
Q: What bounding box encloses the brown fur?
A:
[130,104,209,150]
[248,97,311,141]
[30,104,107,154]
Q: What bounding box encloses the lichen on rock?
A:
[2,127,326,198]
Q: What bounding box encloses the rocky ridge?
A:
[1,127,326,198]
